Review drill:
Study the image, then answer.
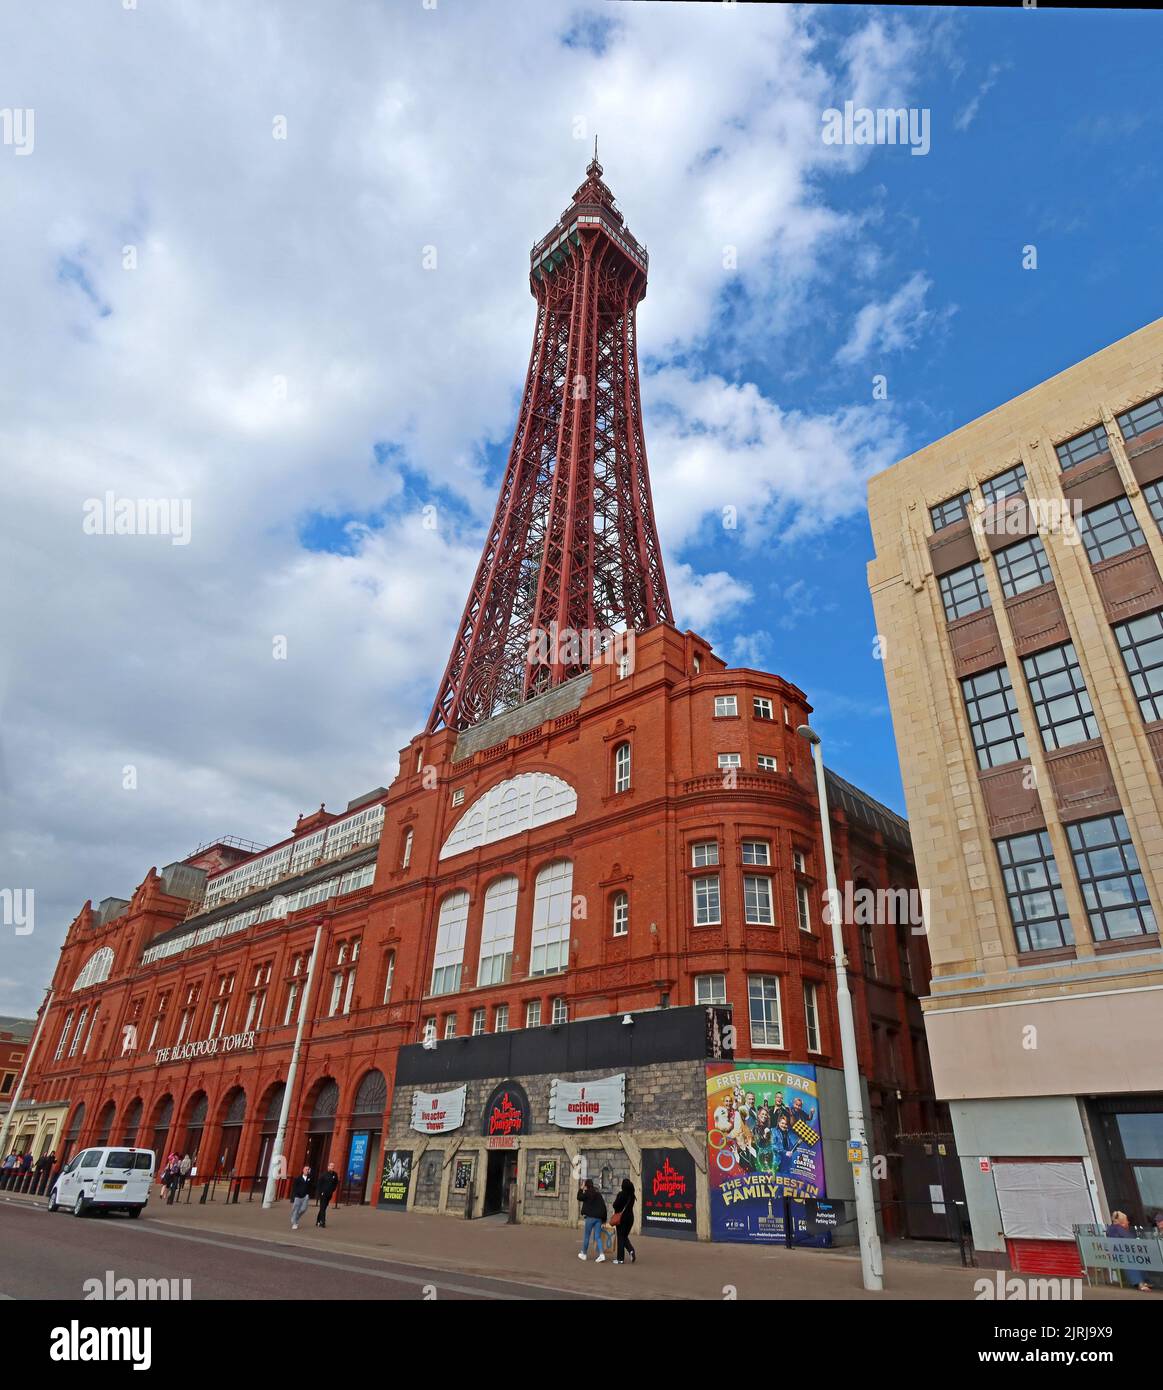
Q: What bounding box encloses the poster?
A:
[535,1157,559,1196]
[548,1074,625,1129]
[347,1132,370,1187]
[379,1149,413,1208]
[453,1157,474,1192]
[410,1085,467,1135]
[641,1148,698,1240]
[706,1062,827,1244]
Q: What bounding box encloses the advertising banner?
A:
[409,1085,467,1135]
[347,1132,370,1187]
[481,1082,530,1138]
[379,1149,413,1208]
[548,1074,625,1129]
[641,1148,698,1240]
[706,1062,827,1244]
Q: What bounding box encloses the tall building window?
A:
[748,975,782,1048]
[1114,610,1163,722]
[613,741,631,794]
[478,876,517,986]
[793,849,807,873]
[693,875,721,926]
[803,983,821,1053]
[1142,479,1163,534]
[980,464,1027,505]
[960,665,1029,769]
[714,695,738,717]
[860,923,877,977]
[897,925,914,989]
[692,841,718,868]
[753,696,774,720]
[796,882,812,933]
[525,1000,542,1029]
[995,535,1053,597]
[494,1004,509,1032]
[1077,495,1145,564]
[1116,391,1163,442]
[530,860,572,976]
[695,974,726,1005]
[929,491,971,532]
[743,875,774,925]
[443,1014,457,1040]
[401,827,413,869]
[1066,814,1157,942]
[611,891,629,937]
[741,840,770,866]
[1056,423,1109,471]
[283,980,300,1026]
[471,1007,486,1036]
[382,950,396,1005]
[995,829,1073,952]
[552,997,568,1025]
[68,1007,88,1058]
[938,560,991,621]
[431,890,469,995]
[53,1011,74,1061]
[422,1017,436,1044]
[1022,642,1098,749]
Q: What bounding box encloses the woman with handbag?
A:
[611,1177,636,1265]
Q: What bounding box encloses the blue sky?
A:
[3,2,1162,1012]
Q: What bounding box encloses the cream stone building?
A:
[868,317,1163,1273]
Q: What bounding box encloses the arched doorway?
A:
[253,1081,286,1193]
[180,1090,207,1164]
[94,1100,116,1146]
[121,1098,143,1146]
[150,1094,173,1158]
[346,1069,387,1205]
[215,1087,246,1177]
[304,1078,339,1176]
[61,1102,86,1166]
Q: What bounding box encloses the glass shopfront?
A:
[1090,1095,1163,1225]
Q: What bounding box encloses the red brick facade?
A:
[24,622,937,1224]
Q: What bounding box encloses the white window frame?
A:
[552,997,568,1025]
[714,695,738,718]
[382,951,396,1005]
[797,882,812,933]
[494,1004,509,1033]
[431,890,469,995]
[743,874,774,925]
[478,876,517,986]
[691,841,718,868]
[717,752,742,770]
[741,840,770,866]
[471,1007,486,1036]
[804,982,821,1053]
[695,973,726,1005]
[530,861,572,977]
[525,1000,542,1028]
[443,1014,456,1040]
[748,974,783,1048]
[612,891,629,937]
[613,741,631,794]
[757,755,777,772]
[753,696,774,720]
[693,875,721,926]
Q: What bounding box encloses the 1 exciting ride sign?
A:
[548,1073,625,1129]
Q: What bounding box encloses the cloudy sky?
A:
[2,2,1161,1014]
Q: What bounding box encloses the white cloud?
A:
[836,271,942,365]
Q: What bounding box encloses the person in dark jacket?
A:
[290,1167,312,1231]
[577,1178,608,1262]
[612,1178,637,1265]
[315,1162,340,1227]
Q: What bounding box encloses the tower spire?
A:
[427,163,670,734]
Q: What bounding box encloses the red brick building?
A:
[23,622,941,1232]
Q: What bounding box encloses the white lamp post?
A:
[797,723,884,1292]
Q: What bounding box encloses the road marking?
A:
[116,1222,612,1300]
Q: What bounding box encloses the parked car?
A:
[48,1147,156,1217]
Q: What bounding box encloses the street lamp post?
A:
[797,723,884,1292]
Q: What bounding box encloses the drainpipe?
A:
[263,919,324,1209]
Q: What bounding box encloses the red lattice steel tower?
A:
[427,153,672,733]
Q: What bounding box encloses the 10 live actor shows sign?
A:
[410,1085,467,1134]
[548,1074,625,1129]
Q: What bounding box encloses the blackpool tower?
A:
[427,153,673,733]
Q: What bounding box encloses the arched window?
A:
[401,828,413,869]
[73,947,114,991]
[613,742,631,794]
[431,891,469,995]
[612,891,629,937]
[440,773,576,859]
[531,861,573,977]
[478,877,518,986]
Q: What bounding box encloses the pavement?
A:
[0,1186,1137,1301]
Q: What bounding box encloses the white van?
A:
[48,1146,155,1218]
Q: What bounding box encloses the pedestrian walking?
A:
[611,1178,637,1265]
[290,1166,312,1231]
[576,1178,607,1262]
[315,1162,339,1228]
[178,1153,193,1195]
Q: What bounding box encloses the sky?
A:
[2,1,1162,1015]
